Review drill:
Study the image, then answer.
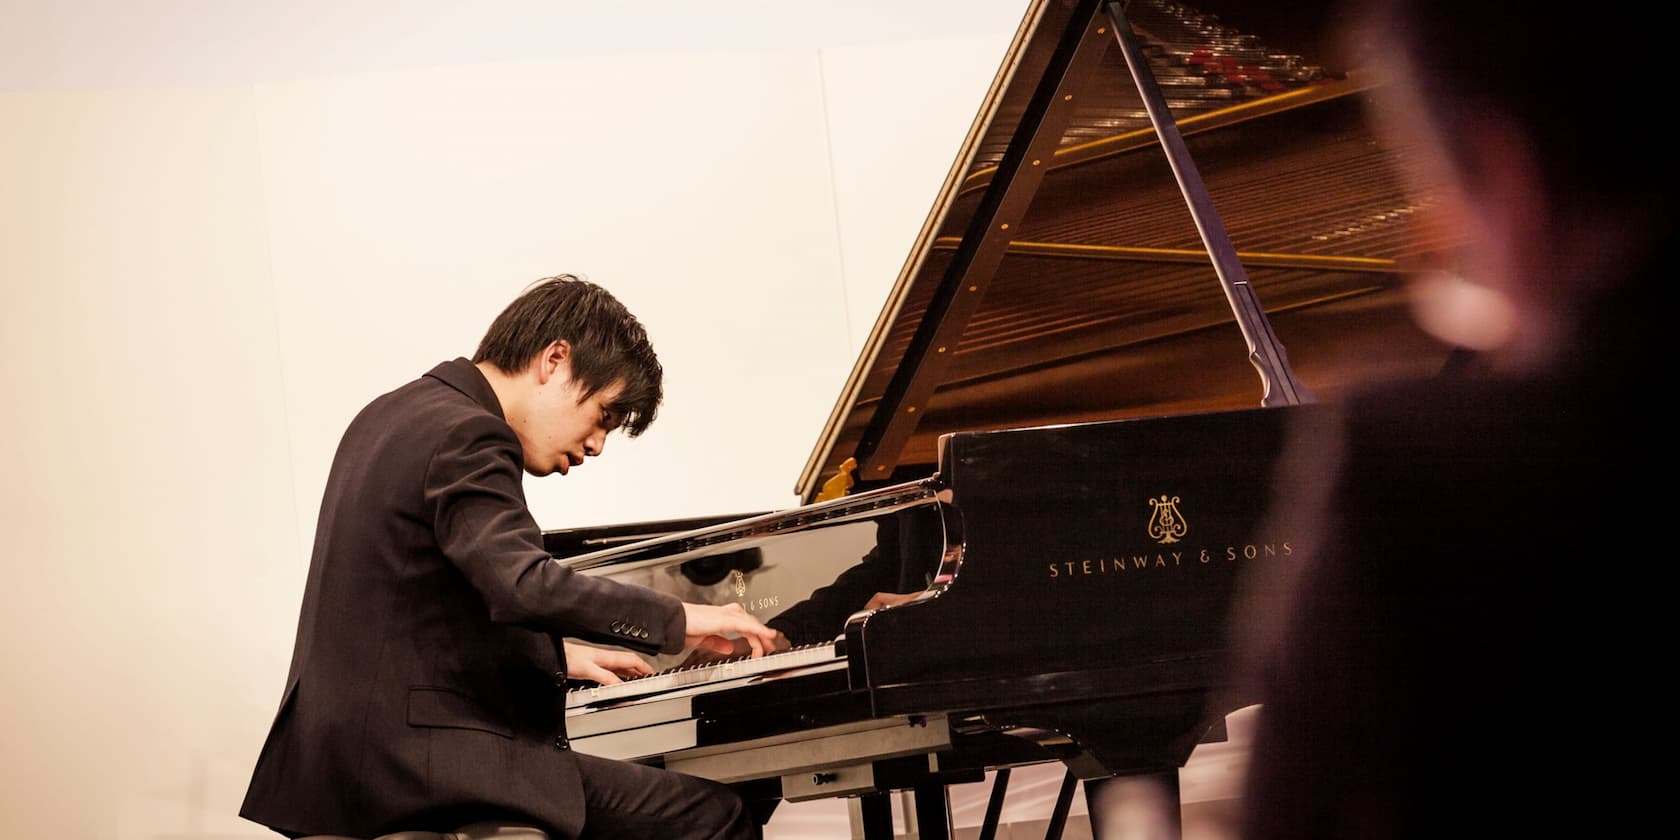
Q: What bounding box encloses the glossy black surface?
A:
[554,401,1319,779]
[542,0,1386,804]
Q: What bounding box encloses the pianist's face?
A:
[516,349,626,478]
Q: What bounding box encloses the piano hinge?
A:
[814,457,858,502]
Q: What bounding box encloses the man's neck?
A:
[475,360,525,426]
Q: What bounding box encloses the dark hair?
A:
[1338,0,1666,209]
[473,275,663,437]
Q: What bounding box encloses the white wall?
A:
[0,3,1020,838]
[0,85,304,838]
[254,49,853,536]
[818,36,1016,353]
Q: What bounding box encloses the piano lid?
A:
[796,0,1461,502]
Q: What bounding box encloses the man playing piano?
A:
[1236,0,1663,837]
[240,275,781,839]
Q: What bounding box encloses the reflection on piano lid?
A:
[543,0,1459,830]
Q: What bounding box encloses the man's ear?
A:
[535,340,572,385]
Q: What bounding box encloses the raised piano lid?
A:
[552,0,1463,784]
[795,0,1459,503]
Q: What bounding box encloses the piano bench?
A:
[297,822,549,840]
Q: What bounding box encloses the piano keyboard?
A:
[565,641,841,710]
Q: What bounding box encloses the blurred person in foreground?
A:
[240,275,780,839]
[1233,1,1666,837]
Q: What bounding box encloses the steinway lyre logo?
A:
[730,569,747,598]
[1148,494,1188,544]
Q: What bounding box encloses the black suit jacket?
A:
[241,359,686,838]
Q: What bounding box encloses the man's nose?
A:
[584,430,606,457]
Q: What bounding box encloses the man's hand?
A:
[864,591,920,611]
[563,642,654,685]
[683,602,782,659]
[678,628,791,668]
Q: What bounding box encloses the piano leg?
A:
[1084,772,1183,840]
[912,783,952,839]
[852,792,893,840]
[1046,770,1079,840]
[977,767,1012,840]
[846,786,952,840]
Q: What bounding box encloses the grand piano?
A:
[545,0,1458,836]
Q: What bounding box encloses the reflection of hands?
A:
[678,629,791,667]
[682,602,782,659]
[563,642,654,685]
[864,591,920,611]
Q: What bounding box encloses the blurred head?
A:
[1343,0,1663,215]
[1337,0,1667,369]
[474,275,663,475]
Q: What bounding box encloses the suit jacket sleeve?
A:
[422,411,686,655]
